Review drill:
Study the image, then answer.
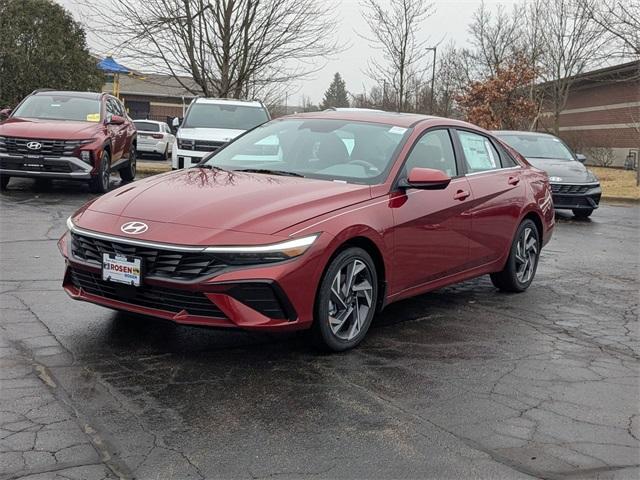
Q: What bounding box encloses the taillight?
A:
[152,134,163,139]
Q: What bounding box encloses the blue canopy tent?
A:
[97,57,130,98]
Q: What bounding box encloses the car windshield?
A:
[183,103,269,130]
[497,134,574,161]
[134,121,160,132]
[12,95,101,122]
[201,118,409,185]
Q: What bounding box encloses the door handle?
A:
[453,189,470,201]
[508,176,520,185]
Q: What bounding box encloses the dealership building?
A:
[539,60,639,167]
[103,73,201,124]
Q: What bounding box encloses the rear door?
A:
[390,128,474,295]
[453,129,525,267]
[106,97,127,164]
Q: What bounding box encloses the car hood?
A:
[83,168,371,238]
[177,127,245,142]
[0,117,100,139]
[525,157,595,183]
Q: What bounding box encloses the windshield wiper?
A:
[236,168,305,178]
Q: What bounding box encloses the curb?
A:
[601,196,640,205]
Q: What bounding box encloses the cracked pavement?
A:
[1,178,639,479]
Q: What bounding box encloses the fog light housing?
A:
[80,151,91,163]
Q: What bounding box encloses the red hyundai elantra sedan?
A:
[59,111,554,351]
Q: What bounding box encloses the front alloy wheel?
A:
[312,247,378,351]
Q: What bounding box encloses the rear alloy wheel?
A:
[0,175,10,191]
[572,208,593,219]
[490,219,540,293]
[120,146,136,182]
[89,151,111,193]
[312,247,378,351]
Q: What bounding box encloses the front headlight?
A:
[205,234,319,265]
[586,171,598,183]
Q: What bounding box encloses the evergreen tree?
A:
[0,0,104,107]
[320,72,349,109]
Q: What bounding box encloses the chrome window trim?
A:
[464,165,522,177]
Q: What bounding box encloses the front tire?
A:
[311,247,378,352]
[572,208,593,218]
[89,151,111,193]
[490,219,540,293]
[119,146,136,182]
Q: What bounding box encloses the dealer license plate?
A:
[102,253,142,287]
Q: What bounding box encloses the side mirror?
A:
[399,167,451,190]
[575,153,587,164]
[172,117,181,128]
[0,108,12,119]
[108,114,125,125]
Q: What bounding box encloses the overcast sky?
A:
[57,0,519,104]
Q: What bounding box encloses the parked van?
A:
[172,98,270,169]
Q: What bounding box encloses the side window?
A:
[457,130,501,173]
[404,129,457,177]
[496,143,517,167]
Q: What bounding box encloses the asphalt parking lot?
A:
[1,177,639,480]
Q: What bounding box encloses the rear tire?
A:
[572,208,593,218]
[89,151,111,193]
[311,247,378,352]
[490,219,540,293]
[0,175,10,191]
[119,146,136,182]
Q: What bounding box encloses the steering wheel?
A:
[348,159,379,172]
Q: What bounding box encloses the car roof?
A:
[493,130,559,139]
[32,90,102,100]
[192,97,264,107]
[284,110,483,130]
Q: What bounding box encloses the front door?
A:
[390,129,474,296]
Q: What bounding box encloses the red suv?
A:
[0,90,137,192]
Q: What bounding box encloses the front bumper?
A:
[58,231,329,332]
[551,183,601,210]
[0,153,93,179]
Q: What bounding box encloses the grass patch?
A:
[590,167,640,201]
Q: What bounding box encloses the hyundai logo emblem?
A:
[26,141,42,150]
[120,221,148,235]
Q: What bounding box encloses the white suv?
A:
[172,98,270,169]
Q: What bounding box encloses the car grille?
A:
[0,137,86,157]
[70,233,226,280]
[69,268,227,318]
[550,183,593,194]
[178,139,226,152]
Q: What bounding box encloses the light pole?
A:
[426,47,437,114]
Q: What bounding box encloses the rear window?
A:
[134,121,160,132]
[183,103,269,130]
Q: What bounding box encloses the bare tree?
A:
[536,0,607,134]
[467,1,522,77]
[584,0,640,57]
[81,0,339,101]
[360,0,435,112]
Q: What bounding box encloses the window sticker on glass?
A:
[86,113,100,122]
[389,126,407,135]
